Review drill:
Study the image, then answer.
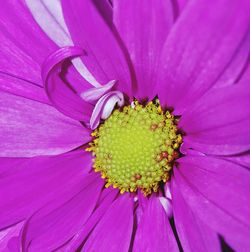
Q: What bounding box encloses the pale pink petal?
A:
[61,0,133,96]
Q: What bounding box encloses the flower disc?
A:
[88,101,182,195]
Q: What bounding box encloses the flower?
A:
[0,1,249,251]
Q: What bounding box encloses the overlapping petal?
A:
[113,0,174,100]
[0,73,50,105]
[42,46,94,122]
[179,85,250,155]
[0,1,57,85]
[0,91,91,157]
[133,195,178,252]
[82,194,134,252]
[171,179,221,252]
[62,189,118,251]
[0,151,92,230]
[214,31,250,88]
[156,0,249,114]
[21,173,103,251]
[173,156,250,252]
[61,0,133,96]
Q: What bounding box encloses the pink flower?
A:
[0,1,249,251]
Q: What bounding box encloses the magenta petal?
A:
[0,1,57,85]
[62,190,118,251]
[225,153,250,169]
[180,85,250,155]
[0,73,50,105]
[0,91,91,157]
[42,46,93,122]
[174,156,250,252]
[171,178,220,252]
[82,194,134,252]
[133,195,178,252]
[0,223,23,252]
[61,0,132,96]
[113,0,173,100]
[156,0,249,113]
[214,32,250,88]
[0,150,93,230]
[21,174,103,251]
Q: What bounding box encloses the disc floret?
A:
[87,100,182,195]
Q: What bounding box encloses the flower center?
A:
[87,100,182,195]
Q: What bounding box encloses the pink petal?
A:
[42,46,93,122]
[225,153,250,169]
[171,178,221,252]
[214,32,250,88]
[0,223,23,252]
[113,0,174,100]
[0,72,50,105]
[61,0,133,96]
[21,173,103,251]
[26,0,100,87]
[0,91,91,157]
[179,85,250,155]
[0,1,57,85]
[62,189,118,251]
[0,151,93,230]
[133,195,179,252]
[90,91,124,130]
[25,0,72,47]
[174,156,250,252]
[156,0,249,114]
[81,80,116,103]
[82,194,134,252]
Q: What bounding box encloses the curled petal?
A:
[90,91,124,130]
[81,80,116,103]
[42,46,93,122]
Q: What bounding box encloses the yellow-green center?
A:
[88,100,182,195]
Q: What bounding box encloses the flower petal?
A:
[171,178,221,252]
[225,153,250,169]
[62,189,118,251]
[61,0,133,96]
[25,0,100,87]
[0,72,50,105]
[0,91,91,157]
[156,0,249,113]
[0,223,23,252]
[0,151,92,230]
[42,46,93,122]
[133,195,179,252]
[113,0,174,100]
[0,1,57,85]
[174,156,250,252]
[21,173,103,251]
[214,31,250,88]
[179,85,250,155]
[82,194,134,252]
[25,0,72,47]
